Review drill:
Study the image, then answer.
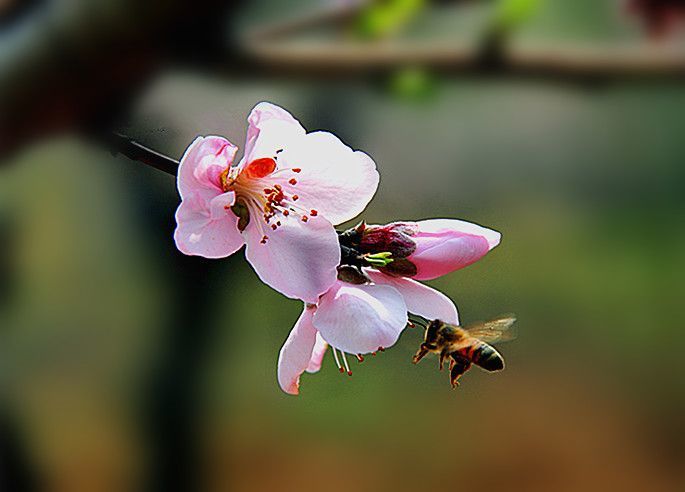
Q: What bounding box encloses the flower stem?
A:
[104,132,179,176]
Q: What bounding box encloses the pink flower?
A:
[351,219,501,280]
[277,273,458,395]
[174,102,379,303]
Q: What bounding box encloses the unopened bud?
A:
[359,222,418,258]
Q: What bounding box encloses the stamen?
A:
[283,210,289,216]
[332,346,343,372]
[288,178,297,185]
[301,216,308,222]
[310,209,318,216]
[356,354,364,363]
[292,168,301,173]
[271,224,277,230]
[260,235,268,244]
[342,352,352,376]
[407,321,415,328]
[292,195,299,201]
[378,346,385,352]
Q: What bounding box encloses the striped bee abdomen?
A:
[460,341,505,372]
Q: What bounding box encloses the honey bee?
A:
[412,315,517,388]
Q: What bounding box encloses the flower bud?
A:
[358,222,418,258]
[405,219,501,280]
[357,219,500,280]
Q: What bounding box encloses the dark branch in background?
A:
[0,0,245,161]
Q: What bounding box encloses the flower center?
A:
[220,155,316,244]
[243,157,277,179]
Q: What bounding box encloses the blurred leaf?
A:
[492,0,542,32]
[388,66,438,102]
[355,0,427,40]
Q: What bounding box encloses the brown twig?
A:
[240,40,685,80]
[245,0,370,41]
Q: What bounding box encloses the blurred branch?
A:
[240,41,685,80]
[2,0,685,164]
[246,0,371,41]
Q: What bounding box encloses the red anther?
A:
[292,195,299,201]
[339,367,345,373]
[407,321,415,328]
[292,168,301,173]
[371,352,377,356]
[378,346,385,352]
[276,221,281,226]
[302,216,308,222]
[356,354,364,363]
[288,178,297,185]
[263,188,273,194]
[260,235,269,244]
[283,210,290,216]
[310,209,318,216]
[274,184,282,191]
[271,224,277,230]
[244,157,277,179]
[347,371,353,376]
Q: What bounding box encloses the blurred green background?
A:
[2,1,685,491]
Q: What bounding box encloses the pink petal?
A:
[243,212,340,303]
[174,191,245,258]
[278,306,318,395]
[409,219,501,281]
[366,271,459,324]
[242,102,306,167]
[270,131,379,225]
[305,332,328,374]
[177,136,238,199]
[312,281,408,354]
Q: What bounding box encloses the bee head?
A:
[424,319,443,345]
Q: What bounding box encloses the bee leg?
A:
[439,350,449,371]
[449,355,471,389]
[412,344,430,364]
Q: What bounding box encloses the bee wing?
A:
[464,314,517,344]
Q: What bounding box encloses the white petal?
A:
[242,102,306,166]
[313,281,408,354]
[272,131,379,225]
[174,191,244,259]
[243,212,340,303]
[305,332,328,374]
[277,306,318,395]
[366,271,459,324]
